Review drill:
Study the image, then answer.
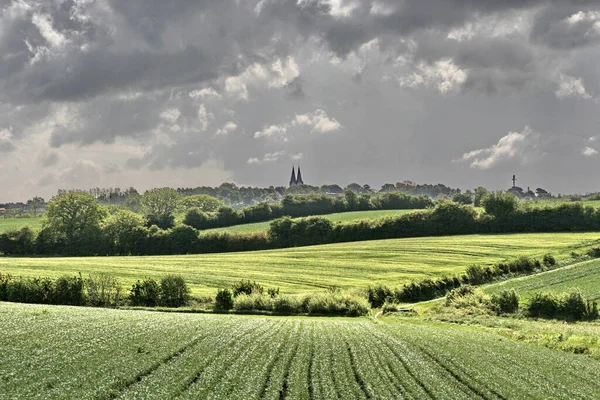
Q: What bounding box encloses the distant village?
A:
[0,171,593,219]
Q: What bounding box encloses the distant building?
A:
[289,166,304,187]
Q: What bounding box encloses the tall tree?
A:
[27,196,44,217]
[141,188,182,229]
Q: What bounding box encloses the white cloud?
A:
[291,153,303,161]
[294,109,341,133]
[247,151,286,164]
[556,74,592,100]
[254,124,288,139]
[399,59,468,93]
[31,13,67,49]
[457,126,537,169]
[0,127,16,152]
[225,57,299,101]
[215,121,237,136]
[197,104,214,131]
[189,87,220,99]
[159,108,181,124]
[583,147,598,157]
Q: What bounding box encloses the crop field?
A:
[204,209,416,234]
[484,258,600,301]
[1,233,599,296]
[2,302,600,399]
[0,217,42,232]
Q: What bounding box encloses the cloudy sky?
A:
[2,0,600,201]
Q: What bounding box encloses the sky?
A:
[2,0,600,202]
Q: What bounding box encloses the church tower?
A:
[289,166,297,187]
[289,166,305,187]
[296,166,304,185]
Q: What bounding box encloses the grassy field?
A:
[1,232,599,296]
[484,258,600,301]
[204,209,416,234]
[2,302,599,399]
[0,217,42,232]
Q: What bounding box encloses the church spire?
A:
[296,165,303,185]
[289,166,297,187]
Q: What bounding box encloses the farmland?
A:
[2,302,600,399]
[484,258,600,300]
[1,232,599,296]
[204,209,416,234]
[0,217,41,232]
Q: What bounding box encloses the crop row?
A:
[2,303,600,399]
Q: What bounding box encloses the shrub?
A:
[214,289,234,311]
[53,275,85,306]
[367,285,394,308]
[490,289,519,314]
[445,285,476,306]
[301,292,370,316]
[267,287,280,298]
[543,254,557,267]
[272,295,301,314]
[233,293,273,312]
[444,286,491,312]
[232,280,264,297]
[526,291,597,321]
[481,192,518,218]
[87,274,123,307]
[129,278,161,307]
[160,275,190,307]
[527,293,560,319]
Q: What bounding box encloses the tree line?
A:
[1,191,600,257]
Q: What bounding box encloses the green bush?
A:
[214,289,234,311]
[53,275,85,306]
[543,254,557,267]
[160,275,190,307]
[129,278,161,307]
[232,280,264,297]
[87,274,123,307]
[272,295,301,314]
[490,289,519,314]
[233,293,273,312]
[526,290,598,321]
[301,293,370,316]
[367,285,393,308]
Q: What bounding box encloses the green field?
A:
[485,258,600,301]
[0,217,42,232]
[204,209,416,234]
[1,232,599,296]
[2,302,599,399]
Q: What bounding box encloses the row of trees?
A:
[2,191,600,257]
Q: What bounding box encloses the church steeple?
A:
[289,166,297,187]
[296,165,303,185]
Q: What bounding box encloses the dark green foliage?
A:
[0,227,35,255]
[232,279,264,297]
[129,278,161,307]
[268,216,334,247]
[146,214,175,230]
[445,285,476,305]
[543,253,557,267]
[183,208,210,230]
[0,274,85,306]
[527,291,599,321]
[267,287,279,298]
[452,192,473,205]
[168,225,199,254]
[87,274,123,307]
[160,275,190,307]
[214,289,234,311]
[490,290,519,314]
[481,192,518,218]
[367,285,394,308]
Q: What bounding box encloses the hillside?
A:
[203,209,416,234]
[2,302,600,399]
[484,258,600,301]
[1,232,598,296]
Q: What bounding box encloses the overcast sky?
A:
[2,0,600,201]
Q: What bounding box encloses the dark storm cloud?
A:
[2,0,600,201]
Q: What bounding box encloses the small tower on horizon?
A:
[512,174,517,188]
[296,166,304,185]
[289,166,304,187]
[289,166,297,187]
